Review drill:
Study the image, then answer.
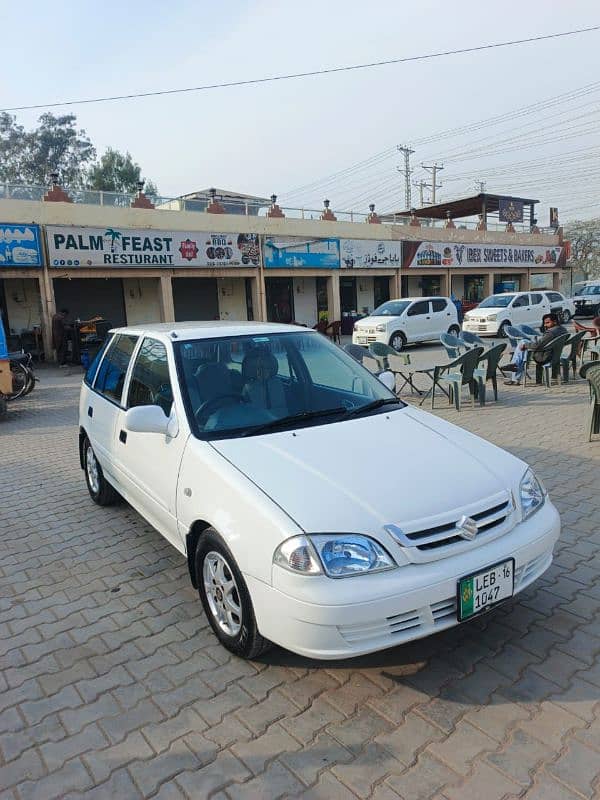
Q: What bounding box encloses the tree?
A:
[564,218,600,282]
[88,148,158,196]
[0,112,95,187]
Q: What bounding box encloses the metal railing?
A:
[0,183,554,234]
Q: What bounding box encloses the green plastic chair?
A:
[532,333,570,387]
[580,362,600,440]
[473,342,507,404]
[368,342,416,394]
[432,346,483,411]
[560,330,586,382]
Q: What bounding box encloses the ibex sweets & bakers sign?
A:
[403,241,566,269]
[46,226,260,268]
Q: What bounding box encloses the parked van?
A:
[352,297,459,351]
[463,292,551,337]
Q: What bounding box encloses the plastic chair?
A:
[458,330,485,348]
[343,343,379,374]
[473,343,507,404]
[368,342,416,395]
[519,324,540,339]
[560,330,587,382]
[534,333,571,387]
[432,346,483,411]
[440,332,465,359]
[579,362,600,440]
[504,326,526,350]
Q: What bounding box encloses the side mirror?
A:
[378,370,396,392]
[125,405,173,436]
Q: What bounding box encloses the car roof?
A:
[378,296,450,303]
[108,321,309,341]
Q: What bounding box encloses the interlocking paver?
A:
[2,361,599,799]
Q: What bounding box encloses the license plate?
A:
[457,558,514,621]
[357,337,367,344]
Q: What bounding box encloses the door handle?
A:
[119,430,127,444]
[87,406,93,418]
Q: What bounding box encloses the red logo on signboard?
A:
[179,239,198,261]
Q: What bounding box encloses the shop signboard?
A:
[498,198,524,223]
[46,226,260,268]
[403,241,566,269]
[263,236,340,268]
[339,239,401,268]
[0,224,43,267]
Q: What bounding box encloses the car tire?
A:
[389,331,406,352]
[448,324,460,336]
[196,529,271,660]
[83,436,119,506]
[498,321,511,338]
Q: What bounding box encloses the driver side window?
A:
[512,295,529,308]
[127,338,173,416]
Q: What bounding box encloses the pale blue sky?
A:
[2,1,599,221]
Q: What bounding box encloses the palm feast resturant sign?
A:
[46,226,260,268]
[403,241,566,269]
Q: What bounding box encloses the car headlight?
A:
[273,534,396,577]
[486,314,497,322]
[353,323,360,332]
[375,324,386,332]
[519,468,546,520]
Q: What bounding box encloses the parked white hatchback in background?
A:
[352,296,459,351]
[463,291,551,337]
[79,322,560,660]
[540,291,576,323]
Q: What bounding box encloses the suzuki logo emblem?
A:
[457,515,478,540]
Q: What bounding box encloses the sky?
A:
[2,0,599,223]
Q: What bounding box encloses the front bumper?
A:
[463,319,500,336]
[246,501,560,659]
[352,330,388,346]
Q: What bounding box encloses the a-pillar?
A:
[158,275,175,322]
[327,272,341,323]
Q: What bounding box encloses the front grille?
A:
[386,496,512,555]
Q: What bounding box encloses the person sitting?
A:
[504,312,567,385]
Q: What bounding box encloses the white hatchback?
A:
[79,322,560,660]
[352,297,459,351]
[463,292,551,337]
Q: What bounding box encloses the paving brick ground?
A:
[1,352,599,799]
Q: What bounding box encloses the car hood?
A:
[467,307,505,318]
[210,406,524,535]
[355,315,397,328]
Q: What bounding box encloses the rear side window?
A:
[530,293,543,305]
[407,301,430,316]
[548,292,562,302]
[84,336,113,387]
[93,334,138,404]
[431,299,447,312]
[127,338,174,416]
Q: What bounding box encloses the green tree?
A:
[88,148,157,196]
[565,219,600,282]
[0,112,95,187]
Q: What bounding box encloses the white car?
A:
[352,297,459,351]
[573,282,600,317]
[463,292,551,337]
[541,291,576,323]
[79,321,560,660]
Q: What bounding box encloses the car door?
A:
[112,336,190,550]
[430,298,455,337]
[405,300,433,341]
[509,294,530,326]
[85,333,139,486]
[529,293,547,326]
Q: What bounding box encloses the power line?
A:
[3,25,600,113]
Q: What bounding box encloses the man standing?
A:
[52,308,70,366]
[504,312,567,385]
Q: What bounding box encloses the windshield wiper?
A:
[343,397,401,418]
[240,407,347,436]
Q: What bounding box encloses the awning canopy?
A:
[384,193,539,221]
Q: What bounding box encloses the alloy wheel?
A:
[202,551,242,636]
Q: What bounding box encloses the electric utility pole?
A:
[412,180,428,207]
[474,180,487,193]
[397,145,415,210]
[421,162,444,204]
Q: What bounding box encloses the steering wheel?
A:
[195,393,243,422]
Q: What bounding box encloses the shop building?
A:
[0,186,565,360]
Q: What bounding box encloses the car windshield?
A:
[581,285,600,296]
[479,295,514,308]
[371,300,410,317]
[175,331,403,439]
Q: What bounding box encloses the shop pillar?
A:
[389,272,400,299]
[485,273,494,297]
[553,272,561,290]
[158,275,175,322]
[250,275,263,321]
[327,272,341,323]
[41,267,56,361]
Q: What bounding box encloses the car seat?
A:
[241,350,288,416]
